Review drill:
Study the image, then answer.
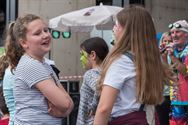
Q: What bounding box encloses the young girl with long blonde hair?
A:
[94,5,169,125]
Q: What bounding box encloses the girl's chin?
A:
[44,46,51,51]
[43,49,51,55]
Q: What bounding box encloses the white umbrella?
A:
[49,4,123,32]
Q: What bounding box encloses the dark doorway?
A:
[0,0,18,46]
[0,0,6,46]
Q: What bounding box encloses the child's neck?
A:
[92,63,101,69]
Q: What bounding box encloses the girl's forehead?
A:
[27,19,45,27]
[27,19,46,31]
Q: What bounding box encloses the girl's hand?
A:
[166,43,175,56]
[87,109,94,118]
[47,101,67,118]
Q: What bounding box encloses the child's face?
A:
[22,19,51,59]
[113,20,124,42]
[162,35,172,45]
[80,50,93,70]
[80,50,88,69]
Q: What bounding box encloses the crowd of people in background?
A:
[0,4,188,125]
[159,20,188,125]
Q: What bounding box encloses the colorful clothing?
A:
[170,44,188,124]
[170,44,188,105]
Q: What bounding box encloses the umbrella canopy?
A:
[49,4,123,32]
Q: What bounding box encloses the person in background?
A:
[12,14,73,125]
[164,20,188,125]
[159,32,173,53]
[0,56,8,119]
[76,37,109,125]
[0,86,9,125]
[93,5,172,125]
[156,31,173,125]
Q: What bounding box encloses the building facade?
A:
[0,0,188,77]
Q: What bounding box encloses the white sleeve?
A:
[104,55,136,89]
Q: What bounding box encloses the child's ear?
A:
[19,39,28,49]
[90,51,97,60]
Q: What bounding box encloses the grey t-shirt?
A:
[14,54,61,125]
[104,55,140,118]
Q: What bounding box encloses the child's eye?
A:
[44,28,49,33]
[34,32,41,35]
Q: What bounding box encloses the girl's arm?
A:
[35,79,74,117]
[93,85,119,125]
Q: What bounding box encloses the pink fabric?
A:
[178,75,188,101]
[0,118,9,125]
[178,56,188,101]
[170,117,188,125]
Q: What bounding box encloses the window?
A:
[129,0,144,5]
[96,0,112,5]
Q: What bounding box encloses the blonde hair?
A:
[159,32,171,46]
[98,5,166,105]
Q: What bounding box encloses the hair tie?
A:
[8,21,15,29]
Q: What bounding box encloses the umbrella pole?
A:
[101,30,104,38]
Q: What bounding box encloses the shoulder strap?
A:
[124,51,134,61]
[139,104,145,111]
